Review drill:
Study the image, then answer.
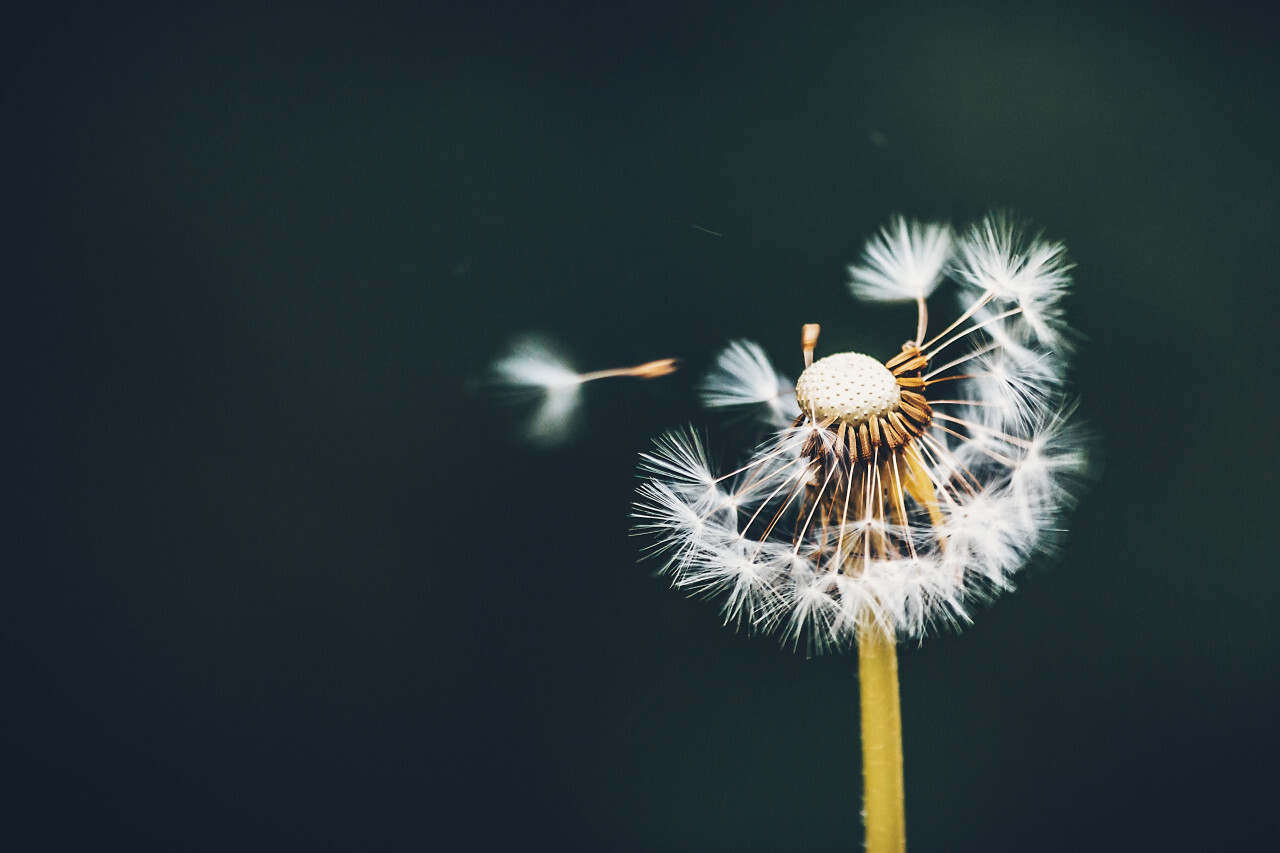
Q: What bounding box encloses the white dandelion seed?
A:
[635,213,1090,649]
[492,335,678,446]
[492,336,584,445]
[848,215,953,304]
[951,211,1075,350]
[698,339,800,427]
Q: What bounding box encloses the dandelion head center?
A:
[796,352,900,427]
[795,345,934,463]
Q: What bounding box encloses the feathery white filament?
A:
[952,212,1074,348]
[492,336,584,445]
[848,216,953,302]
[698,340,799,427]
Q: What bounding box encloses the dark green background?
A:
[13,2,1278,849]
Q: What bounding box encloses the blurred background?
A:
[11,2,1278,849]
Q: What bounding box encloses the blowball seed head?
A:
[795,352,901,426]
[634,212,1091,650]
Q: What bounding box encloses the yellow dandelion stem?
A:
[859,619,906,853]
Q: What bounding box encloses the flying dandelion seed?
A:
[634,212,1090,649]
[491,335,678,446]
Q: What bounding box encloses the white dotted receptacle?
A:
[795,352,900,426]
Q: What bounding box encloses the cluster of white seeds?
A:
[636,213,1089,649]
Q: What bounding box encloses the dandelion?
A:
[492,335,678,445]
[634,213,1089,853]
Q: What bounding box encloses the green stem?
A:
[858,620,906,853]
